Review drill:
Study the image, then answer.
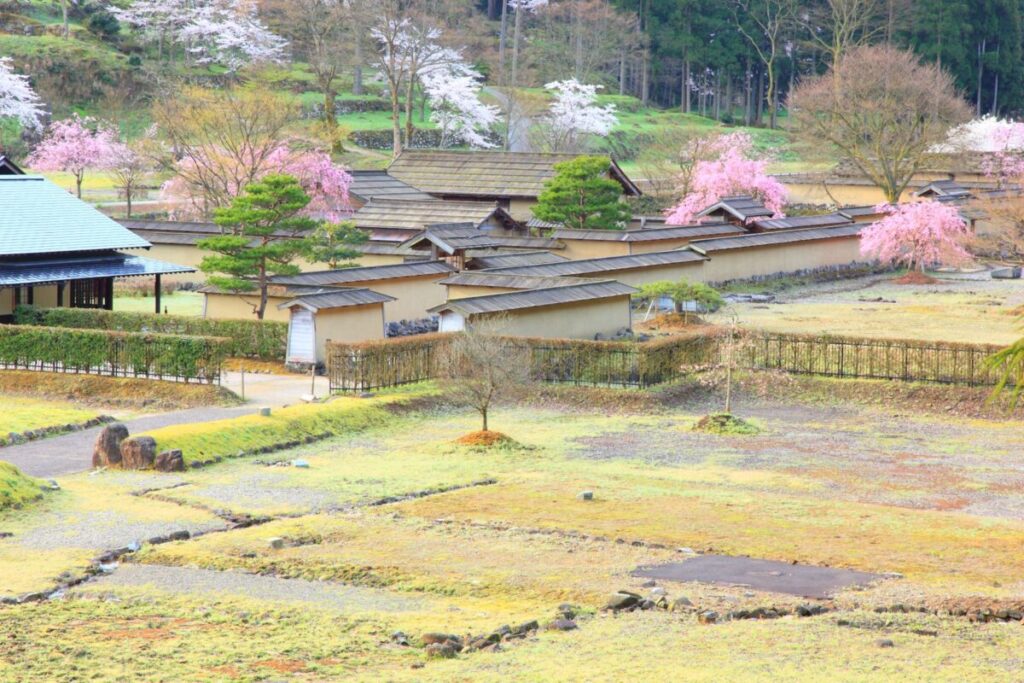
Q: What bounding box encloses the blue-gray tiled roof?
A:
[0,176,151,256]
[0,253,194,286]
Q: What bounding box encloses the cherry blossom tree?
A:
[665,131,787,225]
[27,115,118,198]
[421,65,499,148]
[534,78,617,153]
[859,200,972,273]
[938,116,1024,186]
[162,143,352,222]
[0,57,45,135]
[114,0,286,70]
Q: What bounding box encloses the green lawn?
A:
[0,397,102,436]
[114,291,204,317]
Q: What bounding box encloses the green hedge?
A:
[14,306,286,361]
[0,324,228,383]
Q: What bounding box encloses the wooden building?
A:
[0,175,192,321]
[350,198,522,244]
[278,288,393,365]
[429,280,636,339]
[386,150,641,220]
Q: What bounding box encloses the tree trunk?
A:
[404,76,416,149]
[353,39,364,96]
[126,189,132,218]
[755,69,765,126]
[390,82,403,157]
[75,172,83,199]
[481,407,488,432]
[323,85,340,152]
[257,264,268,321]
[511,6,523,90]
[976,40,986,117]
[574,0,584,79]
[640,50,650,105]
[619,50,626,95]
[498,0,510,82]
[61,0,69,38]
[681,59,690,113]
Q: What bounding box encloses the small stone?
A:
[698,610,718,625]
[650,587,667,597]
[557,603,577,619]
[641,579,657,588]
[546,618,578,631]
[291,459,310,468]
[677,547,696,555]
[391,631,410,646]
[421,633,454,646]
[511,620,539,635]
[155,449,185,473]
[876,639,895,648]
[577,490,594,501]
[671,596,693,612]
[606,592,641,611]
[639,599,656,611]
[258,407,272,417]
[267,537,285,550]
[45,479,60,491]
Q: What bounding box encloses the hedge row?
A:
[14,306,286,361]
[0,325,228,383]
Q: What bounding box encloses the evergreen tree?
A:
[303,220,366,270]
[532,156,632,230]
[198,174,319,320]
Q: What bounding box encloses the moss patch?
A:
[0,398,102,437]
[693,413,762,435]
[0,462,46,511]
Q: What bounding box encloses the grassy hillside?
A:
[0,462,46,511]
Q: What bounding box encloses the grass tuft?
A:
[693,413,762,435]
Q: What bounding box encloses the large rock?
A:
[120,436,157,470]
[155,449,185,472]
[92,423,129,468]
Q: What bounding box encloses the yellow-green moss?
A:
[0,461,46,511]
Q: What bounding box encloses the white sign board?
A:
[287,308,317,363]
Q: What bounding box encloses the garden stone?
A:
[120,437,157,470]
[267,537,285,550]
[511,620,539,635]
[155,450,185,473]
[92,423,128,468]
[546,619,578,631]
[45,479,59,491]
[650,587,667,596]
[698,610,718,624]
[291,459,310,468]
[425,642,457,659]
[606,591,641,611]
[577,490,594,501]
[421,633,456,646]
[876,639,895,648]
[671,596,693,612]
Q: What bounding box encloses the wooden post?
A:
[26,286,33,306]
[57,282,65,307]
[154,274,162,314]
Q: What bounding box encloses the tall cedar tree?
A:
[532,156,631,230]
[199,174,319,320]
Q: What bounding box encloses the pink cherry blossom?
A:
[665,132,787,225]
[859,200,972,272]
[27,114,119,197]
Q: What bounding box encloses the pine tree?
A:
[198,174,319,320]
[532,156,631,231]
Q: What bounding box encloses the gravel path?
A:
[81,563,429,613]
[2,406,253,478]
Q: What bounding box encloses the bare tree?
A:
[790,45,972,203]
[800,0,885,75]
[734,0,797,129]
[438,317,531,433]
[971,192,1024,261]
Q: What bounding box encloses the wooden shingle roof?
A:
[483,249,708,277]
[351,198,519,232]
[552,223,742,242]
[401,224,560,255]
[687,224,862,254]
[270,260,453,287]
[429,281,637,315]
[697,196,775,223]
[387,150,641,199]
[349,170,433,203]
[750,214,853,232]
[467,251,569,270]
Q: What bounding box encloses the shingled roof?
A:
[687,224,863,253]
[483,249,707,277]
[438,272,596,290]
[277,287,395,312]
[697,196,775,223]
[349,170,432,203]
[750,213,853,232]
[387,150,641,199]
[270,260,453,287]
[552,223,743,242]
[915,179,972,199]
[429,280,637,316]
[401,224,561,255]
[467,251,569,270]
[351,198,520,232]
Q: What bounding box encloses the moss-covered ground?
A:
[2,381,1023,680]
[0,397,103,436]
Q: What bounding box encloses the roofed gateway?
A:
[0,175,193,319]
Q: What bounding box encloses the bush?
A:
[14,306,286,361]
[87,10,120,38]
[0,324,227,383]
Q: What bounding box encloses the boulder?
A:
[155,449,185,473]
[546,618,578,631]
[92,423,129,468]
[119,436,157,470]
[425,643,457,659]
[606,591,641,611]
[671,596,694,612]
[698,610,718,625]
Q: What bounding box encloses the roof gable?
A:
[0,176,151,256]
[351,198,518,232]
[387,150,641,199]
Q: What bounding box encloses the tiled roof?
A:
[430,281,636,315]
[352,198,516,231]
[0,253,193,286]
[349,170,433,202]
[438,272,596,290]
[697,196,775,222]
[1,176,151,256]
[483,249,707,277]
[388,150,641,198]
[270,260,453,287]
[402,224,561,254]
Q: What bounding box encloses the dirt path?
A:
[2,406,255,478]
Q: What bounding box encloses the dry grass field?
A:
[711,273,1024,345]
[2,381,1024,681]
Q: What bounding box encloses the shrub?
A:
[14,306,286,361]
[0,324,227,382]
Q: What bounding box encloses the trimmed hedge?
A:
[0,324,228,383]
[14,306,286,361]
